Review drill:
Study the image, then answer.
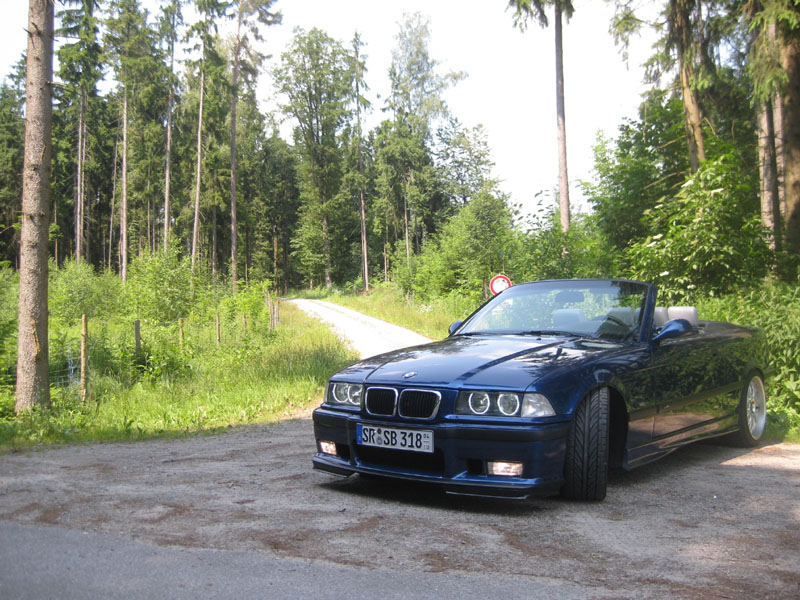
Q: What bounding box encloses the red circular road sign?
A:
[489,274,512,295]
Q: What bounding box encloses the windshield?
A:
[457,280,649,341]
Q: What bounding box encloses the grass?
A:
[0,303,358,452]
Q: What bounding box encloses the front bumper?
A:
[312,407,569,499]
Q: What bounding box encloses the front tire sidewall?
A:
[562,387,610,501]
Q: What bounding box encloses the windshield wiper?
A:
[520,330,582,338]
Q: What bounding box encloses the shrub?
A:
[697,281,800,431]
[50,259,122,325]
[626,153,772,303]
[125,247,200,325]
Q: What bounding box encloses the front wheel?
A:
[731,374,767,447]
[562,387,609,501]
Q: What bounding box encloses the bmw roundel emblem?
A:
[402,371,417,379]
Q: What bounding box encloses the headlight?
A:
[328,382,363,407]
[468,392,491,415]
[455,391,554,417]
[521,393,555,417]
[497,393,520,416]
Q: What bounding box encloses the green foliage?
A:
[50,259,123,325]
[585,93,689,253]
[413,190,517,303]
[514,208,620,282]
[626,153,771,302]
[0,273,357,449]
[697,281,800,434]
[125,247,201,325]
[0,266,17,388]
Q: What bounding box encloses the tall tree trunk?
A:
[16,0,53,412]
[211,204,217,276]
[384,232,389,282]
[554,2,570,232]
[121,90,129,281]
[403,179,410,262]
[108,124,119,270]
[163,11,176,252]
[781,29,800,256]
[354,41,369,291]
[75,91,86,260]
[360,187,369,289]
[322,207,332,289]
[163,85,174,250]
[191,68,205,271]
[670,0,705,173]
[774,96,787,220]
[230,14,243,292]
[680,61,706,172]
[272,223,279,287]
[758,98,782,251]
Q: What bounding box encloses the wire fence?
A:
[1,296,282,394]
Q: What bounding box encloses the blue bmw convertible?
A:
[312,279,770,501]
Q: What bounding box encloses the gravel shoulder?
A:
[1,304,799,598]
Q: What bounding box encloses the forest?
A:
[1,0,799,442]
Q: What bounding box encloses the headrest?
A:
[653,307,668,328]
[667,306,699,327]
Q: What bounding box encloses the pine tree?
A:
[228,0,280,290]
[16,0,54,412]
[508,0,574,232]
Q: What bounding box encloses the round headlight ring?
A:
[497,393,521,416]
[347,384,362,406]
[331,383,348,404]
[468,392,491,415]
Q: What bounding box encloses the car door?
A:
[650,332,726,440]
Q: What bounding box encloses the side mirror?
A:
[448,321,463,336]
[652,318,692,343]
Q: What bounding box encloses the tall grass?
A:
[0,302,358,451]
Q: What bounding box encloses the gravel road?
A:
[1,302,799,599]
[286,298,432,358]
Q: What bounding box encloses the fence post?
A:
[80,314,88,403]
[178,318,184,350]
[266,290,274,330]
[134,319,141,354]
[216,313,221,346]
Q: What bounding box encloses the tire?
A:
[562,387,609,501]
[731,374,767,447]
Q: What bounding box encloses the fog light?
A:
[487,461,523,477]
[319,441,337,456]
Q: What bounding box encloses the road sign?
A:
[489,274,512,295]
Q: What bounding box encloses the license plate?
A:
[357,424,433,453]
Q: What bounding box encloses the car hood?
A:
[333,334,622,391]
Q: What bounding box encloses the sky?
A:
[0,0,661,218]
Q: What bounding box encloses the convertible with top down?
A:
[312,279,770,501]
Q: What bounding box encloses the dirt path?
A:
[287,298,432,358]
[1,304,799,598]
